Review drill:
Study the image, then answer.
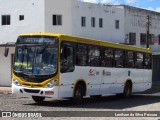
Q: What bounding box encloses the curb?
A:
[0,91,12,94]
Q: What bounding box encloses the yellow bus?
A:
[4,32,152,104]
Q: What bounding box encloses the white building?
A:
[0,0,160,86]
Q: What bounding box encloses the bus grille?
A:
[22,84,43,88]
[24,89,40,93]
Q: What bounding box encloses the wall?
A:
[0,47,14,86]
[0,0,45,44]
[124,6,160,52]
[71,1,125,43]
[44,0,73,35]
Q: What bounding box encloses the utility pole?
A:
[146,15,151,48]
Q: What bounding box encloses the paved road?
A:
[0,93,160,120]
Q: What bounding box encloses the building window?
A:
[115,20,119,29]
[53,15,62,25]
[19,15,24,21]
[91,17,95,27]
[140,33,146,45]
[129,33,136,45]
[99,18,103,28]
[81,16,86,27]
[149,34,154,45]
[159,35,160,45]
[2,15,10,25]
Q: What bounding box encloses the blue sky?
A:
[82,0,160,12]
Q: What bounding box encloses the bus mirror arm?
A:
[4,47,9,57]
[4,42,15,57]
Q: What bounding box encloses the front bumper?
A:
[12,83,59,99]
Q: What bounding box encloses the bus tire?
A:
[32,96,45,103]
[72,84,84,104]
[123,81,132,98]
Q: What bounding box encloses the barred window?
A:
[91,17,95,27]
[81,17,86,27]
[140,33,146,45]
[129,33,136,45]
[2,15,10,25]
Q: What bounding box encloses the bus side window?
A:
[135,52,144,69]
[102,48,113,67]
[115,49,124,68]
[88,46,101,67]
[60,42,74,73]
[144,54,151,69]
[126,51,134,68]
[76,44,87,66]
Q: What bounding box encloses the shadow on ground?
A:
[24,94,160,110]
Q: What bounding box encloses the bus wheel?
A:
[32,96,45,103]
[123,82,132,98]
[72,84,84,104]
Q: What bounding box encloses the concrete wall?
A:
[124,6,160,52]
[0,47,14,86]
[44,0,73,35]
[0,0,45,44]
[72,1,125,43]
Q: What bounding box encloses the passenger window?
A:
[144,54,151,69]
[60,42,74,73]
[136,53,143,69]
[88,46,101,66]
[115,49,124,68]
[102,48,113,67]
[76,45,87,66]
[126,51,134,68]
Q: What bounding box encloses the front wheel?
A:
[72,84,84,104]
[32,96,45,103]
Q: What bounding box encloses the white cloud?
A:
[82,0,119,4]
[156,7,160,12]
[125,0,137,3]
[146,7,160,12]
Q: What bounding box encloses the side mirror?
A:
[4,47,9,57]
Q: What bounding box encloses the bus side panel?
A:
[143,69,152,83]
[58,85,74,98]
[132,69,152,93]
[110,68,125,94]
[59,66,102,98]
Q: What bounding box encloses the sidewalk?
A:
[0,87,11,94]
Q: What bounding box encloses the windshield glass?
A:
[14,36,58,76]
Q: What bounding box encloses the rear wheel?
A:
[72,84,84,104]
[123,82,132,98]
[32,96,45,103]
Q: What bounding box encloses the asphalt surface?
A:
[0,92,160,120]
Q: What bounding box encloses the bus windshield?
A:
[14,36,58,76]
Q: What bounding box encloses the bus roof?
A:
[19,32,151,54]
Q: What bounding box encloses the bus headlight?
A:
[12,78,20,86]
[45,80,54,88]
